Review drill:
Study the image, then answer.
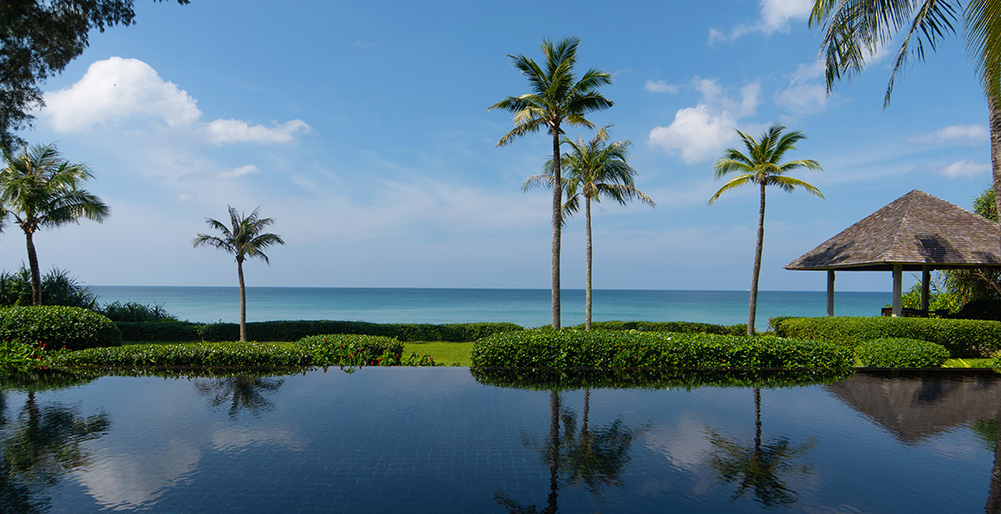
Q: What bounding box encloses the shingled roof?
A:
[786,189,1001,271]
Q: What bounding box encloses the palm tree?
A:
[193,206,285,342]
[489,36,613,329]
[525,128,655,330]
[809,0,1001,219]
[0,143,109,305]
[709,125,823,336]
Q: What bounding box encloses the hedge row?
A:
[854,338,950,368]
[117,320,522,342]
[772,316,1001,358]
[470,329,853,369]
[51,334,404,368]
[470,367,853,390]
[0,306,122,351]
[577,320,747,335]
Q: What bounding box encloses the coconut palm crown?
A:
[525,127,655,330]
[0,143,109,305]
[193,206,284,342]
[709,124,823,336]
[489,36,613,329]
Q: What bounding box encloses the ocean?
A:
[88,286,890,331]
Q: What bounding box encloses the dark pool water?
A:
[1,368,999,513]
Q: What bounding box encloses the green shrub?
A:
[470,329,852,369]
[100,301,178,322]
[774,316,1001,358]
[0,306,122,351]
[0,267,98,309]
[296,334,404,366]
[855,338,950,368]
[117,321,200,342]
[117,319,524,343]
[471,367,854,390]
[578,320,746,335]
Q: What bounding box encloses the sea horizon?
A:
[88,285,891,331]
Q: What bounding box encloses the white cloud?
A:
[645,79,679,93]
[774,61,829,116]
[940,160,988,179]
[910,125,989,145]
[42,57,309,145]
[648,78,761,164]
[709,0,813,42]
[218,164,260,179]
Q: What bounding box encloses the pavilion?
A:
[785,189,1001,317]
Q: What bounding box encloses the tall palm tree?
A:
[809,0,1001,218]
[709,125,823,336]
[0,143,109,305]
[489,36,613,329]
[193,206,284,342]
[525,128,655,330]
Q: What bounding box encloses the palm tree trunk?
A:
[991,96,1001,220]
[753,387,762,455]
[748,182,766,336]
[24,229,41,305]
[237,258,247,342]
[551,130,562,330]
[585,195,592,330]
[545,389,561,514]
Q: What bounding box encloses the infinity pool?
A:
[1,368,998,513]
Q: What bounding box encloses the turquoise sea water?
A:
[89,286,889,330]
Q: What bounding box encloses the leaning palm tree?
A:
[0,143,109,305]
[809,0,1001,218]
[193,206,284,342]
[525,128,655,330]
[709,125,823,336]
[490,36,613,329]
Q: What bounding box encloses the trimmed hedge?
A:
[855,338,950,368]
[0,306,122,351]
[576,320,746,335]
[470,329,852,369]
[116,320,522,342]
[471,367,853,390]
[773,316,1001,358]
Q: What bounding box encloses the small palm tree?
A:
[709,125,823,335]
[525,128,655,329]
[193,206,284,342]
[490,36,613,329]
[0,143,109,305]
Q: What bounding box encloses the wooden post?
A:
[827,270,835,317]
[892,264,903,317]
[921,266,930,314]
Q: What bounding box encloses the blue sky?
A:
[1,0,991,292]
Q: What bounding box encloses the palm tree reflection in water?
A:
[193,376,284,420]
[494,390,649,513]
[707,387,815,508]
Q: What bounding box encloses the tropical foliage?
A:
[709,125,823,336]
[0,266,97,309]
[0,143,109,305]
[490,36,613,329]
[0,305,121,351]
[525,128,654,330]
[193,206,285,342]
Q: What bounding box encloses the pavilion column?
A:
[892,264,903,317]
[921,266,930,313]
[826,270,835,317]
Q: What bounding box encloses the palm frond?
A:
[709,174,755,205]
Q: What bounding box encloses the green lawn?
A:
[403,342,473,366]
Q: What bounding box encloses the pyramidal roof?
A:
[786,189,1001,271]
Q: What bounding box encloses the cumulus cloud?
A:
[910,125,989,145]
[940,160,988,179]
[709,0,813,43]
[774,61,829,116]
[648,78,760,164]
[645,79,679,93]
[42,57,309,144]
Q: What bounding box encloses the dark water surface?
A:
[1,368,998,513]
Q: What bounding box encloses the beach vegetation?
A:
[193,206,285,342]
[854,337,950,368]
[0,143,110,305]
[772,316,1001,358]
[471,367,853,390]
[0,305,121,351]
[578,320,746,336]
[99,301,178,322]
[0,266,98,309]
[709,125,823,337]
[470,329,852,369]
[940,188,1001,317]
[490,36,613,329]
[525,128,655,330]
